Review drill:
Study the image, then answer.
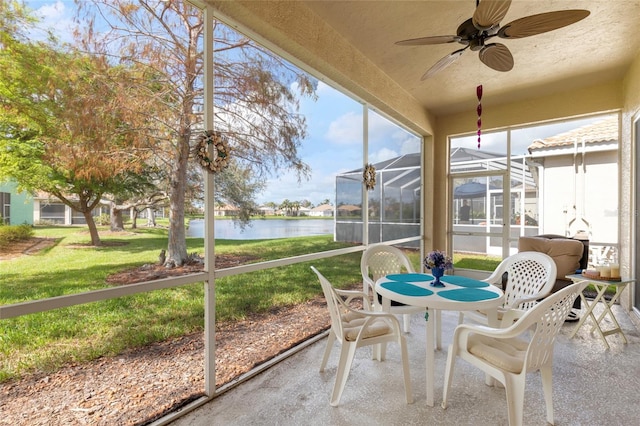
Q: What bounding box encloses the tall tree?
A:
[76,0,315,266]
[0,20,155,245]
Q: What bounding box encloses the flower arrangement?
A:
[424,250,453,270]
[196,130,230,174]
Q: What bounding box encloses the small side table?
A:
[565,274,634,349]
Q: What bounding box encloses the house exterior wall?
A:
[0,181,33,225]
[539,150,618,247]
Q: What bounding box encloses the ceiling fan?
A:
[395,0,590,80]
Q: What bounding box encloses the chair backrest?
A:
[488,251,557,310]
[311,266,345,340]
[360,245,415,296]
[507,280,588,372]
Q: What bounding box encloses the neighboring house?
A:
[258,206,276,216]
[0,181,33,225]
[527,116,619,251]
[297,206,311,216]
[308,204,333,217]
[0,183,114,226]
[32,192,109,225]
[213,204,239,217]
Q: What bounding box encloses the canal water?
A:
[186,218,334,240]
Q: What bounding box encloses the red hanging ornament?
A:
[476,84,482,149]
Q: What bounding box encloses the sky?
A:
[25,1,602,207]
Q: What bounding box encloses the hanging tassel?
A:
[476,84,483,149]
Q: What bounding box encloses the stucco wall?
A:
[0,181,33,225]
[621,54,640,316]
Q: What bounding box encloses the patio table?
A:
[566,274,635,348]
[375,273,504,406]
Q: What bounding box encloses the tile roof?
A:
[528,116,618,151]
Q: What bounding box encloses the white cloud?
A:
[29,1,77,43]
[325,111,363,145]
[369,147,399,164]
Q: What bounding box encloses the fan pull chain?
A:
[476,84,482,149]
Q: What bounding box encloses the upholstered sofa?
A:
[518,234,589,311]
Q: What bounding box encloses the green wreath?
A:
[196,130,230,173]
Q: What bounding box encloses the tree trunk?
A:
[146,207,156,227]
[84,210,102,246]
[131,208,139,229]
[110,203,125,231]
[166,135,190,266]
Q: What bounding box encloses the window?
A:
[40,203,65,224]
[1,192,9,224]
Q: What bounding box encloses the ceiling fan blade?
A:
[472,0,512,30]
[498,10,590,39]
[395,35,460,46]
[421,49,466,80]
[479,43,514,72]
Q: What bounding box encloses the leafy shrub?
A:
[0,224,34,247]
[94,213,111,226]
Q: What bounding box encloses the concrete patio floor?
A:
[171,302,640,425]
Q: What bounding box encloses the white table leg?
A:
[570,288,603,342]
[425,308,435,406]
[435,309,442,350]
[592,284,629,344]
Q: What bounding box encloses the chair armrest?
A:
[453,321,529,344]
[499,308,526,327]
[507,291,547,310]
[334,288,373,310]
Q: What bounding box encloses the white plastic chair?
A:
[442,280,588,425]
[311,266,413,407]
[361,244,424,332]
[459,251,557,327]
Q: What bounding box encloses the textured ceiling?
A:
[303,0,640,116]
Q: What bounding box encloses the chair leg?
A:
[458,311,465,324]
[330,342,357,406]
[504,375,526,426]
[540,366,555,425]
[402,313,411,333]
[378,342,388,361]
[441,344,456,409]
[320,330,336,372]
[399,335,413,404]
